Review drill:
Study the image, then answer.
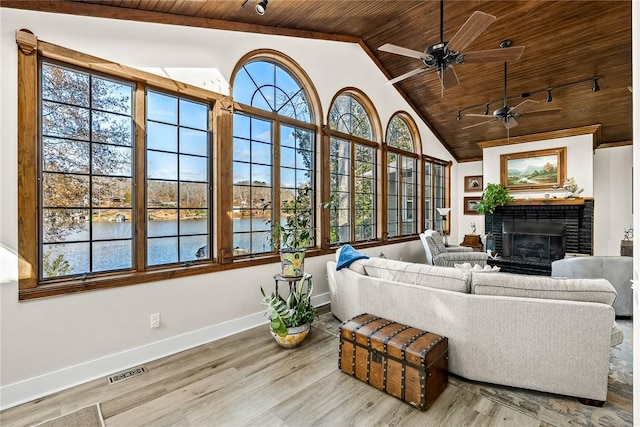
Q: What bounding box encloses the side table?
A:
[273,272,312,296]
[460,234,483,251]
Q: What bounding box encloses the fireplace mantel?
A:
[506,197,593,207]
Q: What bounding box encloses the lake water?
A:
[43,218,269,277]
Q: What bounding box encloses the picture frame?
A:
[500,147,566,191]
[464,175,483,192]
[463,197,481,215]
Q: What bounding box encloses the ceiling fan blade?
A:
[439,66,460,91]
[504,118,518,129]
[510,99,539,112]
[462,119,495,130]
[461,46,525,64]
[446,11,496,53]
[466,113,491,118]
[520,108,562,116]
[386,67,428,85]
[378,43,428,60]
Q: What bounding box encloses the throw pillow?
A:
[430,232,448,253]
[336,244,369,271]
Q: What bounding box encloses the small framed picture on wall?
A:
[464,197,481,215]
[464,175,483,192]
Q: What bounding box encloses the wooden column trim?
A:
[16,29,39,290]
[134,87,146,271]
[216,98,234,263]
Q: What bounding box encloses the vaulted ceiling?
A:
[3,0,633,161]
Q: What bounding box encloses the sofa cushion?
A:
[471,271,617,305]
[363,258,470,293]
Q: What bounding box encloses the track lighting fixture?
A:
[456,76,602,120]
[256,0,268,15]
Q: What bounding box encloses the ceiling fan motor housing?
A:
[423,42,460,68]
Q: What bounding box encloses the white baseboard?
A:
[0,292,330,411]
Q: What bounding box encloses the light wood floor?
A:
[0,307,631,427]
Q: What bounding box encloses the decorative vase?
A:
[269,323,311,348]
[280,248,306,277]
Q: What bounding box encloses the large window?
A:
[424,158,451,234]
[232,57,316,256]
[145,91,210,266]
[386,114,418,238]
[328,93,378,244]
[17,33,226,298]
[40,61,135,279]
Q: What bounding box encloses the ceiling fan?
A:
[378,0,525,94]
[463,49,561,131]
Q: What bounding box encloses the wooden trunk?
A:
[339,313,448,411]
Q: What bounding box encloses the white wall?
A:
[469,134,633,255]
[456,161,484,244]
[0,8,450,408]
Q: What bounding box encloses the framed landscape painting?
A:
[500,147,566,191]
[464,175,483,192]
[463,197,481,214]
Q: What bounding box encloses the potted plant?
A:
[260,275,317,348]
[268,187,334,278]
[476,183,513,252]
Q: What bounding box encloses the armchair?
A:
[420,229,488,267]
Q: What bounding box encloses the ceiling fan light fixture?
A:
[256,0,268,15]
[546,89,552,102]
[592,78,600,92]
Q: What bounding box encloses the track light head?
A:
[592,78,600,92]
[483,103,489,115]
[457,110,462,121]
[546,89,552,103]
[256,0,268,15]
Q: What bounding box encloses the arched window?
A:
[386,113,419,238]
[328,91,379,244]
[231,53,318,256]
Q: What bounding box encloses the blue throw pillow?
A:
[336,244,369,270]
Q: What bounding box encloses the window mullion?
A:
[134,85,147,271]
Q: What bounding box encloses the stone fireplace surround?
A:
[485,199,594,275]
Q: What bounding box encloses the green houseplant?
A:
[476,183,513,215]
[260,275,317,347]
[268,187,334,277]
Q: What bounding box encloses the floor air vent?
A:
[107,365,147,385]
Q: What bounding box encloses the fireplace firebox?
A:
[502,221,565,261]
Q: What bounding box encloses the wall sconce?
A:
[256,0,268,15]
[592,78,600,92]
[546,89,552,103]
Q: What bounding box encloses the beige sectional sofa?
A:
[327,254,622,404]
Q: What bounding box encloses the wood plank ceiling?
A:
[3,0,632,161]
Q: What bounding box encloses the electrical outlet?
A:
[150,313,160,329]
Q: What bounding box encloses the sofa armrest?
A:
[445,246,474,253]
[433,252,488,268]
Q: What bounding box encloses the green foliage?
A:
[476,183,514,215]
[43,253,71,277]
[260,276,317,337]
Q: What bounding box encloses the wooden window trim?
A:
[16,29,234,300]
